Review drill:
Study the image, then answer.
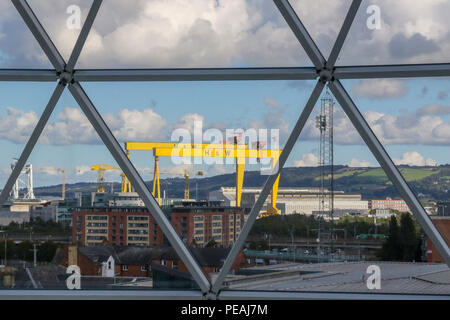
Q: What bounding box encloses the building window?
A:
[122,265,128,271]
[141,265,147,272]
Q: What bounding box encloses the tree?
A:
[248,240,269,251]
[399,213,420,261]
[205,238,218,248]
[380,216,401,260]
[37,241,59,262]
[379,214,423,262]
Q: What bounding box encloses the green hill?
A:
[32,165,450,201]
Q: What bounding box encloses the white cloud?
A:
[302,107,450,146]
[352,79,409,100]
[294,153,319,167]
[105,108,167,141]
[393,151,438,166]
[0,107,39,143]
[171,113,205,135]
[1,0,450,68]
[416,104,450,116]
[0,106,170,145]
[348,158,371,167]
[75,165,92,175]
[36,166,59,176]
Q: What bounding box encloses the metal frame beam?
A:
[1,0,449,299]
[68,82,211,293]
[66,0,102,72]
[211,80,325,294]
[0,69,57,81]
[73,67,318,82]
[327,0,362,68]
[273,0,325,69]
[218,290,450,300]
[0,82,65,205]
[334,63,450,79]
[11,0,66,72]
[3,64,450,82]
[3,0,212,295]
[328,80,450,266]
[0,289,448,300]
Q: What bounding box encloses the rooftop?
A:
[224,261,450,295]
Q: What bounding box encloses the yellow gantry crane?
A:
[123,142,282,215]
[91,164,120,193]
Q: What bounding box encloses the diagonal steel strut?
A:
[7,0,212,294]
[0,82,65,205]
[212,80,326,293]
[68,82,211,292]
[0,0,448,300]
[272,0,450,269]
[211,0,364,294]
[329,80,450,267]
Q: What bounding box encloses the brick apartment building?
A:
[369,197,411,213]
[426,216,450,263]
[170,201,247,247]
[72,207,164,247]
[73,201,246,248]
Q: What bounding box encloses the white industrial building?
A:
[209,187,369,216]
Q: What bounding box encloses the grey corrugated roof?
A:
[190,247,230,267]
[228,261,450,295]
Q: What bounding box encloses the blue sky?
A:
[0,0,450,187]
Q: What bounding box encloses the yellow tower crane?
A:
[91,164,120,193]
[123,142,282,215]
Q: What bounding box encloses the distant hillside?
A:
[33,165,450,202]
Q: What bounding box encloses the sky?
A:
[0,0,450,187]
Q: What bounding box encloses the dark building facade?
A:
[426,216,450,263]
[437,201,450,217]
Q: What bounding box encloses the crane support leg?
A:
[153,154,161,205]
[236,162,245,207]
[267,173,280,215]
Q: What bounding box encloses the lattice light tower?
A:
[315,90,335,253]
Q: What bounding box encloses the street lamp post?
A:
[290,230,296,263]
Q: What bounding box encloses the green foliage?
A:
[380,216,401,261]
[248,240,269,251]
[4,218,70,235]
[0,240,60,263]
[249,214,390,239]
[37,241,60,262]
[379,213,423,262]
[204,238,218,248]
